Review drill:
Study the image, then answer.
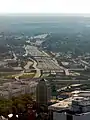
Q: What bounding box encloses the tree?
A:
[51,85,57,97]
[0,93,34,118]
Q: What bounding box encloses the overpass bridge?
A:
[29,77,90,85]
[80,60,90,67]
[68,68,85,71]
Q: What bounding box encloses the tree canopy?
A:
[0,94,35,118]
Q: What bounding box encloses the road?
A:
[24,45,70,77]
[15,70,24,81]
[46,78,90,84]
[12,52,17,60]
[24,61,33,70]
[29,58,41,78]
[14,59,41,80]
[80,60,90,67]
[24,45,42,78]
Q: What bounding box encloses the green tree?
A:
[51,85,57,97]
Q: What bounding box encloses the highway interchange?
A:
[24,45,65,77]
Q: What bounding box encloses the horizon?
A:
[0,13,90,17]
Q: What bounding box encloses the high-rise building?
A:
[36,79,51,106]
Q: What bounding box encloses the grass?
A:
[0,72,18,79]
[19,73,35,79]
[0,71,36,79]
[5,72,35,79]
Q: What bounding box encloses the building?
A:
[48,95,90,120]
[71,90,90,97]
[36,79,51,106]
[67,97,90,120]
[0,81,38,99]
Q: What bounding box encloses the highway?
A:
[80,60,90,67]
[24,61,33,70]
[24,45,44,78]
[14,70,24,81]
[12,52,17,60]
[25,45,47,57]
[29,58,41,78]
[14,58,41,80]
[24,45,70,78]
[47,78,90,84]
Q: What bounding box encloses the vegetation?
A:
[0,94,35,118]
[0,72,19,80]
[3,72,35,79]
[0,72,18,77]
[19,73,35,79]
[50,83,57,97]
[42,32,90,56]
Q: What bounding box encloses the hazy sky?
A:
[0,0,90,14]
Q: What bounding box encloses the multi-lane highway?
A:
[24,45,70,78]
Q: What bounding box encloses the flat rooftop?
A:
[48,97,73,111]
[48,96,90,112]
[72,90,90,97]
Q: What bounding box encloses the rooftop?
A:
[48,97,73,111]
[49,93,90,112]
[71,90,90,97]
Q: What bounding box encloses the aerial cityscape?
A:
[0,15,90,120]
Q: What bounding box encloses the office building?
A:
[48,95,90,120]
[36,79,51,106]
